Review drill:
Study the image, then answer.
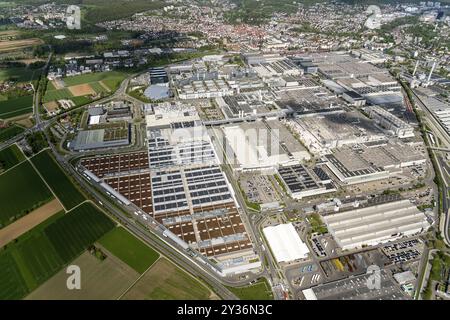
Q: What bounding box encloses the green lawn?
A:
[227,278,274,300]
[44,202,116,262]
[0,144,25,172]
[42,88,73,103]
[31,150,85,210]
[0,95,33,119]
[0,125,25,143]
[0,161,53,229]
[99,227,160,274]
[46,81,56,91]
[70,95,91,106]
[90,81,109,94]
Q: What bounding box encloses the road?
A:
[409,88,450,247]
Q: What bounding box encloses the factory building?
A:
[219,119,311,172]
[323,200,430,250]
[324,149,390,185]
[365,106,415,138]
[277,164,335,200]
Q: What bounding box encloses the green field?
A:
[42,88,73,103]
[44,202,115,262]
[99,227,160,274]
[122,258,212,300]
[0,161,53,229]
[90,81,109,94]
[31,150,85,210]
[62,71,126,88]
[0,95,33,119]
[0,125,25,143]
[0,144,25,172]
[0,251,29,299]
[0,67,41,83]
[227,278,274,300]
[0,202,115,299]
[70,95,91,106]
[43,71,127,105]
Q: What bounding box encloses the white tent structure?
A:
[263,223,310,263]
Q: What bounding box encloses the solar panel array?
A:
[278,164,320,193]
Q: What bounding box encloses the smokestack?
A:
[413,60,419,76]
[428,61,436,83]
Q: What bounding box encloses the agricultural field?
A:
[0,125,25,143]
[0,251,29,299]
[121,258,213,300]
[0,38,43,53]
[0,67,41,83]
[0,199,63,248]
[0,202,115,299]
[0,95,33,119]
[43,71,127,107]
[31,150,85,210]
[0,144,25,172]
[0,161,53,229]
[227,278,274,300]
[99,227,160,274]
[44,202,115,262]
[26,250,139,300]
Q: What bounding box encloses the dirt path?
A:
[0,199,63,247]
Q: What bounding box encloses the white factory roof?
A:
[393,271,416,285]
[89,115,101,125]
[323,200,430,250]
[263,223,310,263]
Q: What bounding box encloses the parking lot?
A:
[285,261,325,293]
[239,174,281,205]
[381,239,423,265]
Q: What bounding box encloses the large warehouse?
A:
[220,119,310,172]
[263,223,310,263]
[323,200,430,250]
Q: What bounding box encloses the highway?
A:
[409,88,450,247]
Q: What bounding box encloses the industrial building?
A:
[323,200,430,250]
[300,52,402,105]
[263,223,310,263]
[219,119,310,172]
[324,142,426,182]
[217,92,277,118]
[302,269,409,300]
[291,111,386,153]
[324,148,390,185]
[277,164,335,199]
[342,91,366,106]
[244,53,302,78]
[149,67,168,84]
[418,96,450,136]
[365,106,415,138]
[72,124,130,151]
